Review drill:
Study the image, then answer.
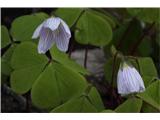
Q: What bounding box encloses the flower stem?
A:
[111,52,118,86]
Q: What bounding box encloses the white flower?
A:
[117,62,145,96]
[32,17,71,54]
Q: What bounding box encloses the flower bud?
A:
[117,62,145,96]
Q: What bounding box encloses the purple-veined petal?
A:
[60,19,71,38]
[126,67,139,92]
[117,69,126,94]
[132,67,145,92]
[38,28,55,54]
[53,24,70,52]
[117,62,145,96]
[43,17,61,31]
[32,22,43,39]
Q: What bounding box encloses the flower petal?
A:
[43,17,61,31]
[126,67,139,92]
[32,22,43,39]
[117,69,124,94]
[53,24,70,52]
[38,28,55,54]
[60,19,71,38]
[132,67,145,92]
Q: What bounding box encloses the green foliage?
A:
[1,8,159,113]
[52,97,98,113]
[10,42,48,94]
[54,8,84,28]
[2,44,17,76]
[50,45,89,75]
[51,86,104,112]
[10,42,88,110]
[1,59,12,76]
[10,12,48,42]
[115,97,142,112]
[127,8,160,23]
[141,102,159,112]
[75,9,112,46]
[138,37,152,57]
[89,9,116,28]
[1,25,11,48]
[137,80,160,111]
[31,62,87,109]
[138,57,158,87]
[87,87,105,111]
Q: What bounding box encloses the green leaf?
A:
[51,97,97,113]
[10,42,48,94]
[137,80,160,111]
[87,87,105,111]
[75,10,112,46]
[115,97,142,112]
[1,44,17,76]
[1,25,11,48]
[10,12,48,42]
[138,57,158,87]
[1,59,12,76]
[54,8,84,28]
[138,37,152,57]
[2,44,17,62]
[127,8,160,23]
[89,9,116,28]
[31,62,87,109]
[50,45,89,75]
[141,102,159,112]
[51,86,103,112]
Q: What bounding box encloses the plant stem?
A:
[84,45,88,69]
[130,22,155,55]
[111,52,118,86]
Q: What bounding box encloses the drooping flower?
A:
[32,17,71,54]
[117,62,145,96]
